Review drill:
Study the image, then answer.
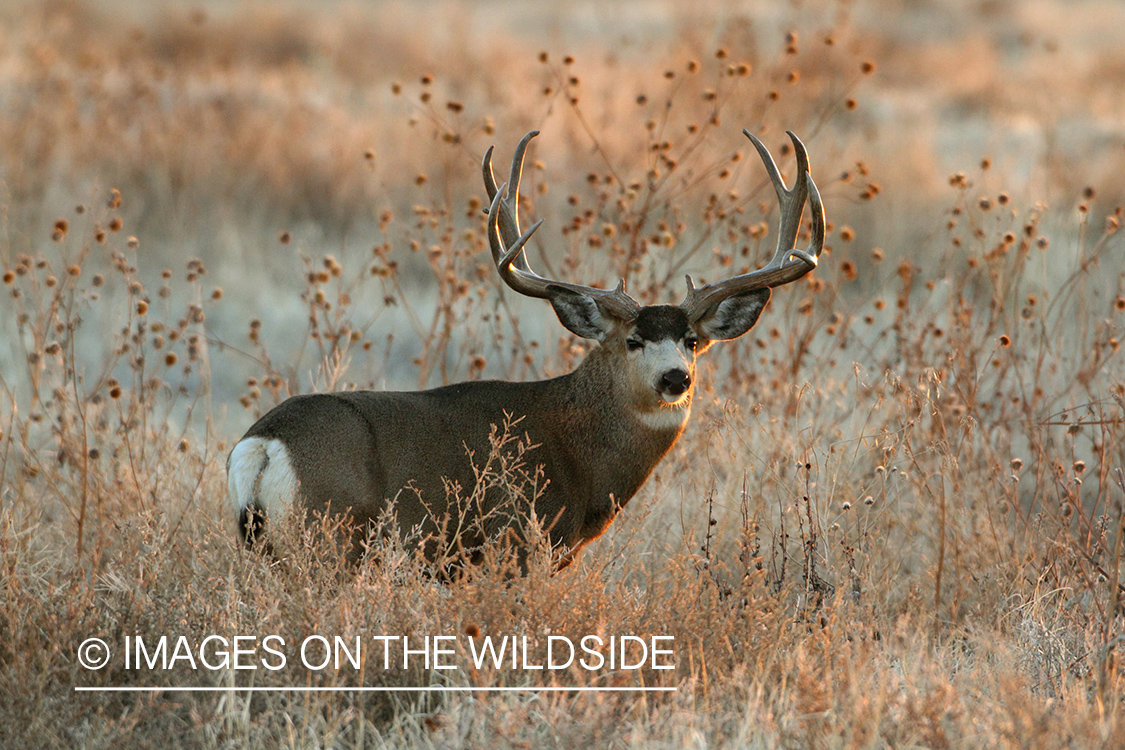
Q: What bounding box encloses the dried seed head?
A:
[1073,460,1086,474]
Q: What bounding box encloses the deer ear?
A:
[548,287,617,341]
[695,288,771,341]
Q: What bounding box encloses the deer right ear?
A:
[548,287,617,341]
[695,288,771,341]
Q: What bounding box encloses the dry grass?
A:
[1,0,1124,747]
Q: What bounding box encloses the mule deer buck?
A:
[228,129,824,569]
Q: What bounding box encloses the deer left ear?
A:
[695,288,771,341]
[548,287,617,341]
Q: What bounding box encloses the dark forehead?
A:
[632,305,691,341]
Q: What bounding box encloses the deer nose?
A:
[661,369,691,395]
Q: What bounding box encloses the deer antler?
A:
[483,131,640,321]
[680,130,825,322]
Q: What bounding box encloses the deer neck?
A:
[529,346,688,541]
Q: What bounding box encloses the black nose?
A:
[661,369,691,395]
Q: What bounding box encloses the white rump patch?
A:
[227,437,298,525]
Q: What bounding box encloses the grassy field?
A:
[2,0,1124,747]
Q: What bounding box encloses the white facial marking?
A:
[640,339,691,390]
[627,335,695,428]
[227,437,298,524]
[637,403,691,431]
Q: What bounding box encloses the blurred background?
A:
[2,0,1123,419]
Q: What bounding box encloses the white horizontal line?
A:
[75,686,676,693]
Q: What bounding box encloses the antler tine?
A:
[482,130,539,273]
[680,130,824,322]
[484,133,639,321]
[486,184,545,293]
[750,130,809,267]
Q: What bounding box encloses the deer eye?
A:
[626,337,644,351]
